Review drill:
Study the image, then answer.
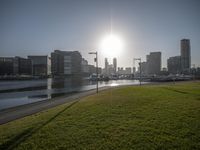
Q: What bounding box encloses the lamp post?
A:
[134,58,142,86]
[89,51,98,93]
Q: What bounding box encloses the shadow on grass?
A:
[0,101,79,150]
[162,87,200,100]
[162,87,189,95]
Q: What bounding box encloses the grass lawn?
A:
[0,81,200,149]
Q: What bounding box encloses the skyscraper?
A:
[181,39,191,71]
[105,58,108,75]
[113,58,117,74]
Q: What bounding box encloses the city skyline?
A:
[1,0,200,68]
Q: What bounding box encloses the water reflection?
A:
[0,77,145,110]
[110,83,119,87]
[51,76,83,89]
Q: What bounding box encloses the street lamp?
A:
[134,58,142,86]
[89,51,98,93]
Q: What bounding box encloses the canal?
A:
[0,77,146,110]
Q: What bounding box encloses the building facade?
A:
[113,58,117,74]
[81,58,89,76]
[51,50,82,76]
[0,57,32,76]
[104,58,108,75]
[125,67,132,75]
[0,57,15,75]
[140,62,148,75]
[103,58,117,75]
[146,52,161,75]
[13,57,32,75]
[28,55,51,76]
[167,56,181,74]
[181,39,191,71]
[132,67,136,74]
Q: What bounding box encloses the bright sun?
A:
[100,34,124,58]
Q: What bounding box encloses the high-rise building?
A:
[105,58,108,75]
[181,39,191,71]
[113,58,117,74]
[167,56,181,74]
[146,52,161,75]
[28,55,51,76]
[51,50,82,76]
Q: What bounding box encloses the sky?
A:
[0,0,200,68]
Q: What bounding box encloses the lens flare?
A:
[100,34,124,58]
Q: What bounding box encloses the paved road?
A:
[0,86,112,125]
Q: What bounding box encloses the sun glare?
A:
[100,34,124,58]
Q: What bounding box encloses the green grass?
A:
[0,81,200,150]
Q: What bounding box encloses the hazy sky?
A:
[0,0,200,68]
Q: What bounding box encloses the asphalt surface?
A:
[0,86,111,125]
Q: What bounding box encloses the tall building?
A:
[181,39,191,71]
[105,58,108,75]
[28,55,51,76]
[146,52,161,75]
[167,56,181,74]
[113,58,117,74]
[51,50,82,76]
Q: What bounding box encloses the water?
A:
[0,77,147,110]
